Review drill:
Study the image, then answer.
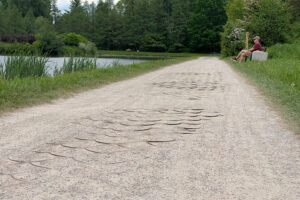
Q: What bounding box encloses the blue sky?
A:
[57,0,99,11]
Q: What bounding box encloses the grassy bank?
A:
[226,44,300,133]
[0,56,198,114]
[99,50,207,57]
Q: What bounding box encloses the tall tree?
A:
[188,0,227,52]
[50,0,60,24]
[56,0,88,37]
[8,0,51,18]
[70,0,82,10]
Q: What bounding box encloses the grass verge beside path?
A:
[226,58,300,134]
[0,56,198,114]
[99,50,205,57]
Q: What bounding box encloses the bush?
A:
[61,33,89,47]
[36,31,64,56]
[79,42,97,55]
[221,21,246,56]
[0,35,36,44]
[248,0,292,46]
[0,42,39,55]
[141,33,167,52]
[168,43,185,53]
[62,46,85,56]
[268,43,300,60]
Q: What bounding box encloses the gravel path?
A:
[0,57,299,199]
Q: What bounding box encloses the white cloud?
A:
[57,0,100,11]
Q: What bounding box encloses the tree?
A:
[188,0,227,52]
[24,9,35,34]
[95,0,122,50]
[168,0,191,52]
[50,0,60,24]
[289,0,300,20]
[70,0,82,10]
[2,3,25,34]
[248,0,291,46]
[56,0,89,37]
[8,0,51,18]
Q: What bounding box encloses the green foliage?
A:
[61,33,89,46]
[268,43,300,60]
[188,0,227,52]
[225,0,246,21]
[221,21,245,56]
[0,42,38,55]
[56,2,89,38]
[78,42,97,55]
[0,3,25,34]
[287,20,300,43]
[62,46,85,56]
[8,0,51,18]
[0,55,48,80]
[289,0,300,20]
[248,0,291,46]
[222,0,293,56]
[141,33,167,52]
[56,57,97,74]
[36,31,64,55]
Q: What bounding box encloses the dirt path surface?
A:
[0,57,299,199]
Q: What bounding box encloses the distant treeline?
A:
[0,0,227,53]
[0,0,299,54]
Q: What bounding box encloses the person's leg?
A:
[237,50,248,58]
[239,52,245,63]
[233,50,245,61]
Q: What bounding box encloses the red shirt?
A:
[250,43,263,52]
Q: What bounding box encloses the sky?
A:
[57,0,99,11]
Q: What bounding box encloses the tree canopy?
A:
[0,0,298,53]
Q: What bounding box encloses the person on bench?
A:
[232,36,263,63]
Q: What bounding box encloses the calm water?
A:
[0,56,148,76]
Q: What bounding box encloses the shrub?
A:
[0,35,36,44]
[268,43,300,60]
[221,21,246,56]
[141,33,167,52]
[61,33,89,47]
[79,42,97,55]
[62,46,85,56]
[37,31,64,56]
[248,0,292,46]
[168,43,185,53]
[0,42,39,55]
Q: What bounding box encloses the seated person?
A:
[232,36,263,63]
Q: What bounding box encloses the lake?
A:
[0,56,149,76]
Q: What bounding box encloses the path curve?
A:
[0,57,299,199]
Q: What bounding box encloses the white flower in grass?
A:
[291,82,295,88]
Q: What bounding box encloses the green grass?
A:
[99,50,207,57]
[0,55,48,80]
[0,56,198,114]
[226,44,300,133]
[55,57,97,75]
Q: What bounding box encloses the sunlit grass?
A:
[226,51,300,133]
